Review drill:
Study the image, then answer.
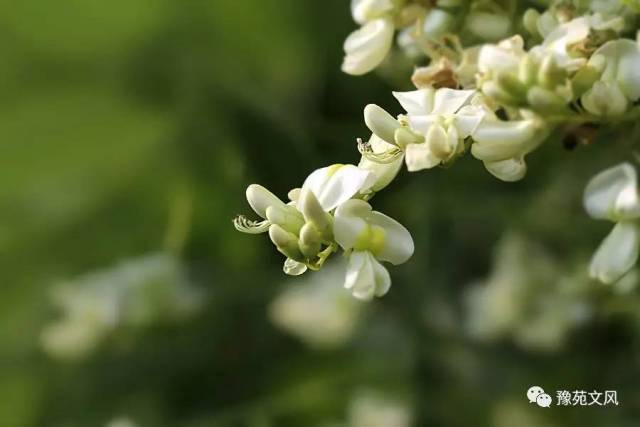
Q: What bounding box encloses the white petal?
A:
[342,17,394,76]
[370,212,414,264]
[454,105,485,138]
[590,222,640,284]
[431,88,475,115]
[483,157,527,182]
[405,143,440,171]
[426,123,451,160]
[589,39,640,101]
[470,119,542,162]
[392,89,435,115]
[477,36,524,73]
[283,259,308,276]
[406,115,438,136]
[364,104,400,144]
[334,215,369,252]
[246,184,286,219]
[302,164,375,211]
[344,251,391,300]
[584,162,640,221]
[351,0,394,25]
[581,81,628,116]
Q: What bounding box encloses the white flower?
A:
[349,390,413,427]
[584,163,640,284]
[333,199,414,300]
[302,164,376,211]
[581,81,628,116]
[586,39,640,103]
[584,163,640,221]
[470,115,547,181]
[269,260,362,348]
[342,17,394,75]
[390,88,484,171]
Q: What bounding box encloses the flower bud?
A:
[394,126,422,149]
[422,9,454,39]
[523,9,541,37]
[518,55,538,87]
[526,86,568,113]
[495,71,528,101]
[246,184,286,219]
[298,188,330,231]
[269,224,303,261]
[299,223,322,258]
[571,65,602,98]
[266,205,304,234]
[537,55,566,89]
[364,104,401,144]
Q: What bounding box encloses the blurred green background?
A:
[2,0,640,426]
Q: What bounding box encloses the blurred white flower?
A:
[334,199,413,300]
[584,163,640,284]
[106,417,137,427]
[348,390,412,427]
[41,253,201,360]
[465,233,591,351]
[269,261,362,348]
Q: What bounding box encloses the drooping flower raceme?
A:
[235,163,414,299]
[584,163,640,284]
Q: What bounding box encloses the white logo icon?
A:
[527,386,552,408]
[536,393,552,408]
[527,386,545,403]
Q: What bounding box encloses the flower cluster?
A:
[234,164,414,300]
[235,0,640,297]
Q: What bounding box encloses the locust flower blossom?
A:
[581,39,640,116]
[584,163,640,284]
[334,199,414,300]
[470,112,548,182]
[364,88,485,172]
[236,165,376,275]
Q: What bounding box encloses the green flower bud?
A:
[571,65,602,98]
[298,188,330,231]
[269,224,303,261]
[482,81,521,105]
[518,55,538,87]
[394,126,423,149]
[537,55,567,89]
[496,71,528,102]
[266,205,304,234]
[526,87,568,113]
[523,9,541,37]
[299,223,322,258]
[422,9,454,39]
